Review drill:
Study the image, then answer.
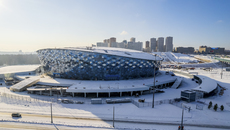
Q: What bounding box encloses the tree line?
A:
[0,54,41,66]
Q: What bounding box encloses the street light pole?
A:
[221,61,223,79]
[152,54,157,108]
[51,102,53,123]
[179,107,184,130]
[113,106,115,127]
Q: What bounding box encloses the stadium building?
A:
[37,47,163,80]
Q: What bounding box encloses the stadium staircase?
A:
[164,52,176,64]
[171,77,183,89]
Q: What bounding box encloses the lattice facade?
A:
[37,49,159,80]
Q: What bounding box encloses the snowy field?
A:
[153,52,198,64]
[1,68,230,129]
[0,54,230,129]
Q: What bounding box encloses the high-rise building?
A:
[150,38,157,52]
[145,41,150,48]
[157,37,164,52]
[165,36,173,52]
[130,37,136,42]
[109,37,116,47]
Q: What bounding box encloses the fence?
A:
[131,99,152,107]
[0,92,129,105]
[131,98,183,108]
[0,92,53,107]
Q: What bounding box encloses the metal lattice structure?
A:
[37,47,162,80]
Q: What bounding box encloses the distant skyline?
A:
[0,0,230,52]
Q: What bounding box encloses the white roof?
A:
[21,71,176,93]
[0,65,40,75]
[10,77,40,92]
[38,47,163,61]
[192,75,217,93]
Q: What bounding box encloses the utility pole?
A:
[221,61,223,79]
[51,102,53,123]
[56,88,58,102]
[113,106,115,127]
[179,107,184,130]
[152,54,157,108]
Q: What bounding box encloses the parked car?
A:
[62,99,74,104]
[12,113,21,117]
[75,101,84,104]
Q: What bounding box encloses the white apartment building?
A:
[165,36,173,52]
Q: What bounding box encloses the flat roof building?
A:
[175,47,194,54]
[199,46,225,54]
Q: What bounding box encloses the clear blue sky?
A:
[0,0,230,52]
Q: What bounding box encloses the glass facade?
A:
[37,49,159,80]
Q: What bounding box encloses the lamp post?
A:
[221,61,223,79]
[152,54,157,108]
[51,103,53,123]
[179,106,184,130]
[51,99,53,123]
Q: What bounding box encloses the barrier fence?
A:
[131,98,184,108]
[0,92,188,109]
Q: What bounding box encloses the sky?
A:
[0,0,230,52]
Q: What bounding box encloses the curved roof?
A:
[192,75,218,93]
[37,47,163,61]
[0,65,40,75]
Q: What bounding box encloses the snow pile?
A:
[153,52,198,64]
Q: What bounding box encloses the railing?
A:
[131,98,183,108]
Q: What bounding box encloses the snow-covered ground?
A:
[153,52,198,64]
[0,54,230,129]
[1,68,230,129]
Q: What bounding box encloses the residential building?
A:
[157,37,164,52]
[165,36,173,52]
[150,38,157,52]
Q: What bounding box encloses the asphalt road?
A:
[0,112,230,130]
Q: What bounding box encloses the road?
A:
[0,112,230,130]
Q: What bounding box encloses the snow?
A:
[16,72,177,93]
[1,54,230,129]
[153,52,198,64]
[10,77,40,92]
[192,75,218,93]
[0,65,40,75]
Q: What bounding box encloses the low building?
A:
[181,90,196,102]
[127,42,143,51]
[117,42,125,48]
[97,42,108,47]
[192,75,219,98]
[199,46,225,54]
[175,47,194,54]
